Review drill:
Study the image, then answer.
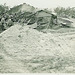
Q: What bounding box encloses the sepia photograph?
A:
[0,0,75,73]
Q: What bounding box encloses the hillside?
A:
[0,24,75,73]
[9,3,36,13]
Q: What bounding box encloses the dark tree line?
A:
[54,7,75,18]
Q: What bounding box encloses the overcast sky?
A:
[0,0,75,9]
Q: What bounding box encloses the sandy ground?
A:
[0,24,75,73]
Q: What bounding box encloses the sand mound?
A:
[0,24,75,73]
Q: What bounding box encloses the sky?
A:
[0,0,75,9]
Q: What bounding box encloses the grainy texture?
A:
[0,24,75,73]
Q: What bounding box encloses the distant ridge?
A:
[9,3,36,13]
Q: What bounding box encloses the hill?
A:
[0,24,75,73]
[9,3,36,13]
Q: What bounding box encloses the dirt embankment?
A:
[0,24,75,73]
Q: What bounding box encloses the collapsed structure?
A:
[0,3,74,33]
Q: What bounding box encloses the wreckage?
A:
[58,17,73,28]
[0,3,74,33]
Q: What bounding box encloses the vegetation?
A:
[54,7,75,18]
